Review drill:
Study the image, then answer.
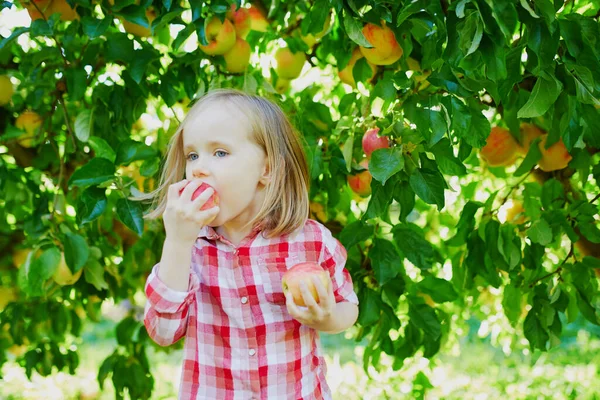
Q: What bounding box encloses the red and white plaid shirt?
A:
[144,219,359,400]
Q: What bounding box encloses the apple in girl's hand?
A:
[180,182,220,210]
[282,262,330,307]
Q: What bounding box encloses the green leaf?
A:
[342,10,372,48]
[517,74,562,118]
[458,11,483,56]
[74,109,93,143]
[528,218,553,245]
[393,181,415,222]
[81,16,111,39]
[409,303,441,340]
[370,239,402,285]
[88,137,116,163]
[430,138,467,176]
[0,27,29,51]
[65,67,87,102]
[502,285,522,327]
[68,158,116,188]
[63,233,90,274]
[116,198,144,236]
[450,97,489,148]
[358,289,381,327]
[339,221,374,249]
[369,148,404,185]
[514,137,542,176]
[364,179,395,220]
[450,202,483,247]
[84,259,108,291]
[418,276,458,303]
[27,247,61,297]
[393,224,438,271]
[409,168,446,210]
[524,311,549,351]
[77,187,107,225]
[115,140,158,166]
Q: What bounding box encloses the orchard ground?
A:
[1,300,599,400]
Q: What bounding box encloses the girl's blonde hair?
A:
[140,89,310,238]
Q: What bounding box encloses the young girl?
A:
[142,89,359,399]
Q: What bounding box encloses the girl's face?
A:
[182,100,269,230]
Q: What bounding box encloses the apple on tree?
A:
[479,126,520,167]
[226,4,251,39]
[338,47,378,88]
[537,135,572,172]
[362,127,389,158]
[248,5,269,32]
[347,159,372,197]
[223,37,251,74]
[199,16,237,56]
[282,262,330,307]
[273,48,306,80]
[359,21,403,66]
[0,75,13,105]
[15,110,43,148]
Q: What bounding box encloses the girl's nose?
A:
[191,159,210,178]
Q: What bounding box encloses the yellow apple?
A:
[199,16,237,56]
[537,135,572,172]
[15,110,43,148]
[274,78,291,94]
[22,0,52,20]
[122,8,156,37]
[0,287,18,311]
[480,127,520,167]
[12,248,32,268]
[47,0,79,21]
[338,47,377,88]
[347,159,372,197]
[0,75,13,105]
[359,21,403,65]
[52,253,83,286]
[518,123,544,155]
[274,47,306,79]
[248,5,268,32]
[223,37,251,73]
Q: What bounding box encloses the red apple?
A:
[362,128,389,158]
[281,262,330,307]
[180,182,220,210]
[347,159,372,197]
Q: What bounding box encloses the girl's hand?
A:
[162,179,220,245]
[285,275,336,328]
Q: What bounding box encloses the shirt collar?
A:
[197,224,265,243]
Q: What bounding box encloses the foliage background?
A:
[1,0,600,398]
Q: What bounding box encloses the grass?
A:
[2,307,600,399]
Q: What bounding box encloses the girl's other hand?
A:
[163,179,220,245]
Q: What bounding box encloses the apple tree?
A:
[1,0,600,398]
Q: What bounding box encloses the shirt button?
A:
[248,349,256,356]
[241,296,248,304]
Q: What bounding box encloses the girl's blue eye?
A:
[187,153,198,161]
[215,150,228,158]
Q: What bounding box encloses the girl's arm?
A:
[144,239,198,346]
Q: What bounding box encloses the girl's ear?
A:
[260,160,271,185]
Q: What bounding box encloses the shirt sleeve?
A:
[143,263,200,346]
[319,225,359,305]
